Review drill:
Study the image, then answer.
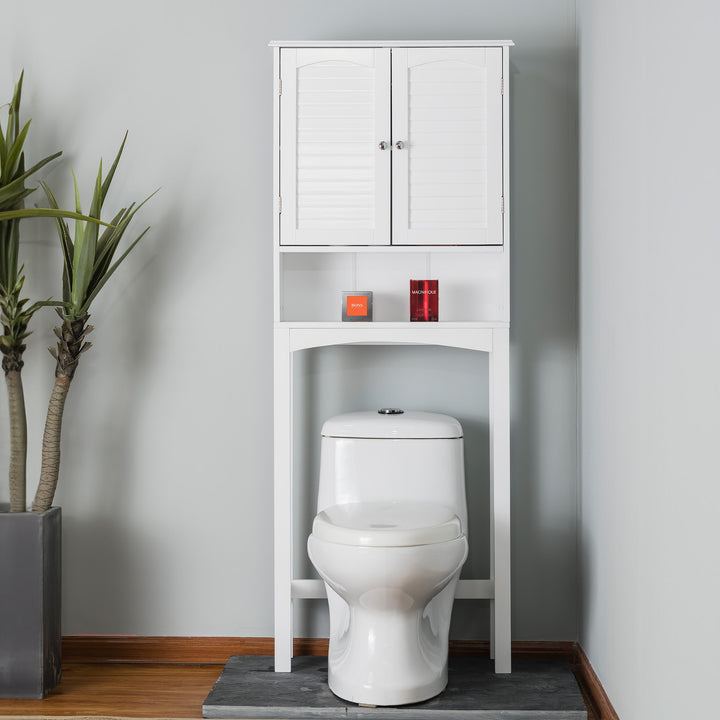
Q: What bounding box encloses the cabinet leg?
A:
[489,328,511,673]
[274,329,293,672]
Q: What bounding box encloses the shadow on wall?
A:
[62,517,160,632]
[57,205,182,633]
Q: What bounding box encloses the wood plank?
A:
[451,640,575,658]
[62,635,576,664]
[0,663,220,718]
[63,636,277,664]
[572,645,618,720]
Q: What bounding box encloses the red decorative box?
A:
[410,280,439,322]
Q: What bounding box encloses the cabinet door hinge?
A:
[277,78,282,96]
[277,196,282,214]
[501,77,504,95]
[501,196,505,214]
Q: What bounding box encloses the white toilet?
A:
[307,409,469,707]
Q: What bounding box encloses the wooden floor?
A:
[0,662,598,719]
[0,664,221,718]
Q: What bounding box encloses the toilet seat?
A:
[312,501,462,547]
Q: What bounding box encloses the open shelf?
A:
[277,250,508,323]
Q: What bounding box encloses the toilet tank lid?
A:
[321,411,463,439]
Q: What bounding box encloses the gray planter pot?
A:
[0,504,62,699]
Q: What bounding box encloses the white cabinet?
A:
[270,40,512,677]
[279,46,504,247]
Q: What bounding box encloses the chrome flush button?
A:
[378,408,404,415]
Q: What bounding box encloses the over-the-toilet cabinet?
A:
[271,40,512,677]
[279,46,503,247]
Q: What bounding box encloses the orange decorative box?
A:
[342,291,373,321]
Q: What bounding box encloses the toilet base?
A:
[325,589,455,706]
[330,668,447,707]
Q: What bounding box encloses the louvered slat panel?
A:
[296,60,374,232]
[408,61,488,231]
[410,171,487,185]
[411,107,486,122]
[410,146,486,159]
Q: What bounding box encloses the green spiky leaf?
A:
[71,162,102,308]
[41,133,156,322]
[0,151,62,207]
[0,207,114,224]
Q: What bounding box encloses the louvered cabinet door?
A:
[391,48,503,245]
[279,48,391,246]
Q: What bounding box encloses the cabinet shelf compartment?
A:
[278,249,508,323]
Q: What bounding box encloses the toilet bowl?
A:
[308,502,468,706]
[307,410,469,706]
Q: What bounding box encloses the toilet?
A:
[307,409,469,707]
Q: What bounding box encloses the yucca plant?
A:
[32,133,155,513]
[0,72,111,513]
[0,73,62,513]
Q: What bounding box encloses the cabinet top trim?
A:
[269,40,514,48]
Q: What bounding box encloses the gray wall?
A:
[579,0,720,716]
[0,0,578,641]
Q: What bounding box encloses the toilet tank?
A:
[317,410,468,532]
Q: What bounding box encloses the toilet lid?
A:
[312,502,462,547]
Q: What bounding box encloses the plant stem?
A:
[33,376,71,513]
[6,368,27,512]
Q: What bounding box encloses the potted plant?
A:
[0,73,153,698]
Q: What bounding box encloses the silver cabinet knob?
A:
[378,141,388,150]
[394,140,405,150]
